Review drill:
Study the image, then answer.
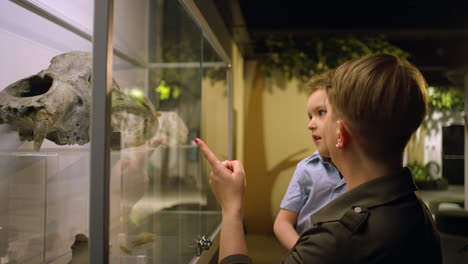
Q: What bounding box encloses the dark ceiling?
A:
[238,0,468,30]
[230,0,468,87]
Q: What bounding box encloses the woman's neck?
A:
[337,152,402,191]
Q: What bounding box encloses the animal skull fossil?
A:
[0,51,158,151]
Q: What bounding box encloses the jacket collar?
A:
[311,168,417,224]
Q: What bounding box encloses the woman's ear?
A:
[336,120,351,149]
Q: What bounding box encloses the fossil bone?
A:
[0,51,158,151]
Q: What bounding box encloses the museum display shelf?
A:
[0,149,88,263]
[0,145,219,263]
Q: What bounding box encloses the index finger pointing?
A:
[135,138,164,166]
[194,138,220,167]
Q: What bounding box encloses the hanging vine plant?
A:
[425,85,464,134]
[427,86,464,112]
[255,33,463,113]
[257,33,410,83]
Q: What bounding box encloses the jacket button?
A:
[354,207,362,213]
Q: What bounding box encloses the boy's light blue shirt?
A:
[280,151,346,235]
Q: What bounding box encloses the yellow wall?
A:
[243,64,315,234]
[201,75,228,161]
[263,75,316,221]
[232,43,246,162]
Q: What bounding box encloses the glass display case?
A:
[0,0,230,263]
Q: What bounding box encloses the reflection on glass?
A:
[109,0,227,263]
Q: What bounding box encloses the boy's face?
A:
[306,89,329,157]
[324,98,339,162]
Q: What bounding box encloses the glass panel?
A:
[109,0,153,262]
[0,1,93,263]
[148,68,205,263]
[201,36,227,214]
[202,38,229,162]
[196,36,227,259]
[109,0,228,262]
[0,152,56,264]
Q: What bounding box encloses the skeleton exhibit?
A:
[0,51,159,151]
[0,0,231,262]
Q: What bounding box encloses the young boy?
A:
[273,72,346,249]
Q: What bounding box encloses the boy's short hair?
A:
[326,54,427,161]
[306,70,333,95]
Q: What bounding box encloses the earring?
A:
[336,140,342,150]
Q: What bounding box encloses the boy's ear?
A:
[336,120,351,149]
